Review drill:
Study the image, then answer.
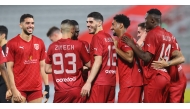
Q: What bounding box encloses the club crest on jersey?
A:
[34,44,39,50]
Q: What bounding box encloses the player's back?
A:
[142,26,176,82]
[90,30,117,86]
[49,38,89,91]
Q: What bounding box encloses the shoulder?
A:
[7,35,19,45]
[32,35,44,42]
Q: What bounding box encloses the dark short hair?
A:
[138,22,145,29]
[113,14,130,28]
[20,14,34,23]
[147,8,162,16]
[71,20,79,26]
[46,26,60,37]
[0,25,8,39]
[87,12,103,22]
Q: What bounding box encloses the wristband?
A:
[44,85,50,99]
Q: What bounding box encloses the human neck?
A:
[62,33,72,39]
[94,26,103,35]
[0,39,7,47]
[118,29,126,38]
[20,32,32,42]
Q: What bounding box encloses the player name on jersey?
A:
[55,45,74,50]
[162,35,172,41]
[104,37,114,42]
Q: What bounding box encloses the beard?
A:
[89,25,97,34]
[113,32,117,36]
[23,29,32,36]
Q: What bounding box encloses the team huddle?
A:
[0,8,187,103]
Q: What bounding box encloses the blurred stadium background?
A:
[0,5,189,103]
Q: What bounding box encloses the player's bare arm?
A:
[122,36,152,64]
[81,56,102,97]
[112,37,133,63]
[40,60,50,103]
[6,62,23,102]
[45,64,52,74]
[0,63,12,101]
[151,51,185,69]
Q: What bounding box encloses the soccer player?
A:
[80,12,117,103]
[6,14,49,103]
[0,25,12,103]
[45,19,91,103]
[47,26,62,42]
[71,20,90,82]
[137,22,187,103]
[71,20,90,53]
[122,8,184,103]
[136,22,147,48]
[151,32,187,103]
[110,14,143,103]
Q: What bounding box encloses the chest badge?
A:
[34,44,39,50]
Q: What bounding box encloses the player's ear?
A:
[1,33,5,39]
[19,23,23,29]
[120,23,124,29]
[98,20,102,27]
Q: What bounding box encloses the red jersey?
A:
[79,40,90,54]
[144,26,175,80]
[6,34,46,91]
[90,30,117,86]
[117,33,143,88]
[167,34,186,82]
[0,47,7,64]
[45,38,90,91]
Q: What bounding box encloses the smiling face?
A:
[20,17,34,35]
[110,20,121,37]
[86,17,100,34]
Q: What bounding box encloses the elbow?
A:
[45,69,52,74]
[181,56,185,64]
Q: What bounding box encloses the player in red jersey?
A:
[151,32,186,103]
[0,25,12,103]
[136,22,147,48]
[81,12,117,103]
[6,14,49,103]
[122,8,185,103]
[45,19,91,103]
[110,14,143,103]
[47,26,63,42]
[71,20,90,82]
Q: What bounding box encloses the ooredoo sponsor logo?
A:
[56,77,76,82]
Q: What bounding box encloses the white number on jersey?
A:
[107,45,117,66]
[53,53,76,74]
[158,43,171,62]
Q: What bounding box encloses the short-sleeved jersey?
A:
[6,34,46,91]
[117,33,143,88]
[144,26,175,79]
[45,38,90,91]
[79,40,90,54]
[166,32,186,82]
[90,30,117,86]
[0,45,7,85]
